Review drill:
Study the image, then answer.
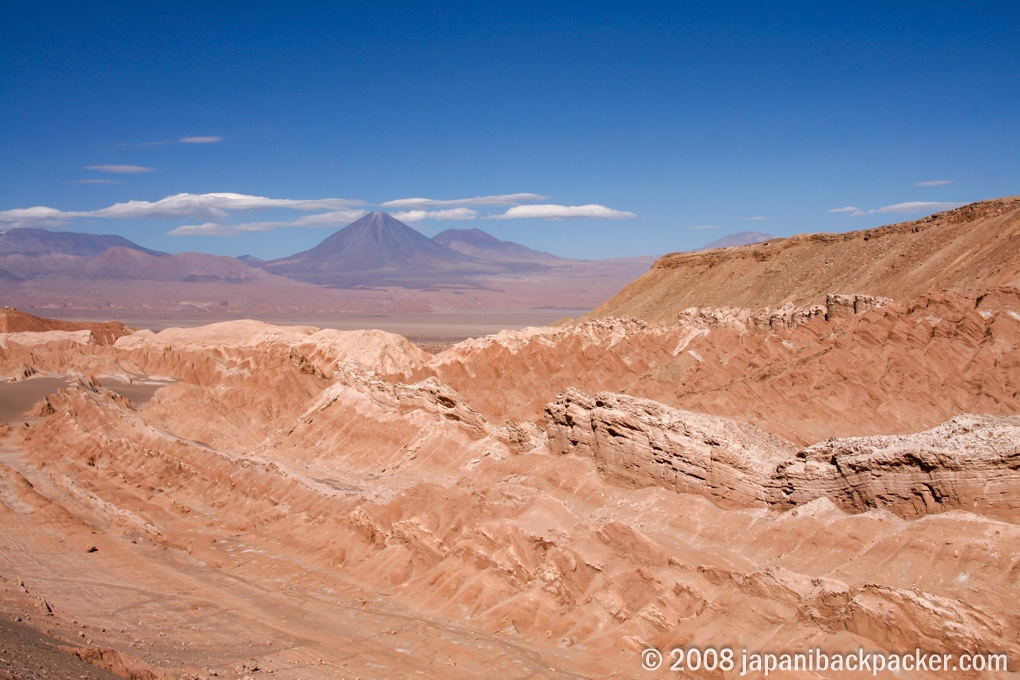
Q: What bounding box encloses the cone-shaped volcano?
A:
[263,212,500,287]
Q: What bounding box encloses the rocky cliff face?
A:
[547,389,1020,522]
[773,415,1020,520]
[546,389,794,508]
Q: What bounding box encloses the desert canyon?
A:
[1,197,1019,679]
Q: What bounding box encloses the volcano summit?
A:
[263,211,503,288]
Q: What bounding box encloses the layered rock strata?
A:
[546,389,795,508]
[547,389,1020,522]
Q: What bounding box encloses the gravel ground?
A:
[0,615,123,680]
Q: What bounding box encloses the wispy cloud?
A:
[490,204,635,220]
[0,206,79,221]
[828,201,964,217]
[914,179,953,187]
[692,224,720,230]
[382,193,548,209]
[167,222,251,236]
[84,165,154,174]
[741,215,769,221]
[877,201,963,214]
[179,136,222,144]
[119,135,223,147]
[0,206,85,228]
[390,208,478,222]
[289,209,369,227]
[168,209,368,236]
[828,206,866,216]
[88,193,362,220]
[73,179,120,185]
[0,193,364,229]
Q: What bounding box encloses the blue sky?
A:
[1,2,1017,260]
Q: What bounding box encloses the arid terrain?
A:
[588,197,1020,320]
[2,198,1019,678]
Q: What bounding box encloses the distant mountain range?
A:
[0,214,659,315]
[0,237,274,283]
[0,227,165,257]
[0,212,605,289]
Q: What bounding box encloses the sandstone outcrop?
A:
[546,389,795,508]
[772,414,1020,520]
[547,389,1020,522]
[671,292,892,332]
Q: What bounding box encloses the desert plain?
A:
[1,198,1019,679]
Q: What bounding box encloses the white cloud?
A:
[179,136,223,144]
[2,193,366,230]
[828,206,866,216]
[92,195,233,220]
[914,179,953,187]
[84,165,154,174]
[877,201,963,214]
[383,195,634,220]
[168,208,368,236]
[284,198,366,211]
[290,209,369,227]
[167,222,245,236]
[89,193,362,220]
[390,208,478,222]
[741,215,769,221]
[0,206,85,227]
[382,193,549,209]
[490,204,636,220]
[829,201,964,217]
[693,224,720,230]
[168,219,306,236]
